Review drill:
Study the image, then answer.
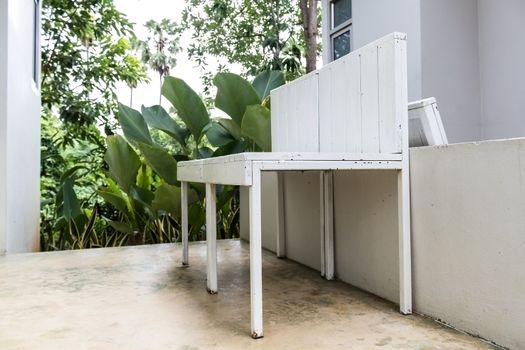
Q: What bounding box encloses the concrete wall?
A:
[352,0,422,101]
[0,0,41,253]
[242,139,525,349]
[0,0,8,253]
[411,139,525,350]
[420,0,482,143]
[478,0,525,140]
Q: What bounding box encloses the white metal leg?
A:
[249,165,264,338]
[321,171,335,280]
[398,167,412,314]
[181,181,189,266]
[320,172,326,277]
[276,172,286,258]
[206,183,218,294]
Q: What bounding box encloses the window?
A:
[32,0,40,86]
[329,0,352,61]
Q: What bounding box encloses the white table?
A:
[177,152,410,338]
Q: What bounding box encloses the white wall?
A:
[478,0,525,140]
[420,0,482,143]
[352,0,422,101]
[0,0,41,253]
[0,0,8,253]
[242,139,525,349]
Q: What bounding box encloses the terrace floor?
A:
[0,240,498,350]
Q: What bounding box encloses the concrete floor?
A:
[0,240,498,350]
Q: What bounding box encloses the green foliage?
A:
[182,0,307,93]
[252,70,286,100]
[40,0,149,250]
[242,105,272,152]
[41,0,148,132]
[95,71,284,244]
[213,73,261,126]
[162,77,210,142]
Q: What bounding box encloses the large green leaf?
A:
[241,105,272,152]
[129,185,156,219]
[213,139,249,157]
[141,105,188,146]
[162,77,209,141]
[252,70,286,100]
[97,188,129,216]
[204,121,235,147]
[213,72,261,126]
[62,177,82,221]
[118,103,153,145]
[136,143,178,185]
[152,183,181,219]
[105,135,141,192]
[217,118,241,140]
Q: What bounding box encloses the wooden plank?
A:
[271,73,319,152]
[360,45,380,153]
[398,169,412,314]
[206,183,218,294]
[378,39,400,153]
[276,172,286,258]
[256,160,403,171]
[270,88,283,152]
[322,171,334,280]
[249,164,264,338]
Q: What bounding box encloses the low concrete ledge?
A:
[241,138,525,349]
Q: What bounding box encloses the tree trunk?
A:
[130,87,134,107]
[299,0,318,73]
[159,73,163,105]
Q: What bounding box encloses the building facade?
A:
[322,0,525,143]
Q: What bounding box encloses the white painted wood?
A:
[378,39,399,153]
[276,173,286,258]
[408,97,448,147]
[176,33,412,334]
[320,173,326,277]
[360,45,381,153]
[398,169,412,314]
[319,51,363,152]
[181,181,189,266]
[257,160,402,171]
[271,73,319,152]
[206,183,218,294]
[322,171,335,280]
[249,164,264,338]
[394,33,412,315]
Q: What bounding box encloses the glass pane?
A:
[333,30,351,60]
[332,0,352,28]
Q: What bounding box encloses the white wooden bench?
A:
[178,32,411,339]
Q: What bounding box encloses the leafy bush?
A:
[42,71,285,250]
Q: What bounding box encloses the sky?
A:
[113,0,208,110]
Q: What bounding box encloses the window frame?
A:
[32,0,41,89]
[326,0,353,62]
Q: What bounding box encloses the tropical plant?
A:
[182,0,319,94]
[98,70,285,243]
[136,19,182,104]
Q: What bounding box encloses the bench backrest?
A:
[271,32,408,154]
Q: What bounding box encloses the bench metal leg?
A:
[276,172,286,258]
[181,181,189,266]
[206,183,218,294]
[249,167,264,339]
[398,168,412,314]
[320,171,335,280]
